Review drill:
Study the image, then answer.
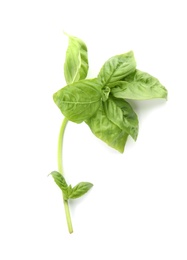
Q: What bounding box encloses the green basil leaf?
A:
[68,182,93,199]
[50,171,69,200]
[111,70,167,100]
[98,51,136,86]
[104,97,138,140]
[85,103,128,153]
[53,79,102,123]
[64,34,89,84]
[67,185,73,198]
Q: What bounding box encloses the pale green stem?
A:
[57,117,73,234]
[57,117,68,174]
[63,199,73,234]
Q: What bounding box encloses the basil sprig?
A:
[50,34,168,233]
[54,36,167,153]
[50,171,93,201]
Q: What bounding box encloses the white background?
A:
[0,0,187,259]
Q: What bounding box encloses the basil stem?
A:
[57,117,73,233]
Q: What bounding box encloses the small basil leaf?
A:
[111,70,167,100]
[85,103,128,153]
[67,185,73,198]
[104,97,138,140]
[98,51,136,86]
[64,34,89,84]
[68,182,93,199]
[102,86,110,101]
[50,171,69,200]
[53,79,102,123]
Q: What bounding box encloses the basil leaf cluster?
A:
[54,35,167,153]
[51,171,93,200]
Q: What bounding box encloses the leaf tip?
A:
[63,31,70,38]
[89,182,94,188]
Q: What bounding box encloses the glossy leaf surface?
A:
[68,182,93,199]
[64,34,89,84]
[111,70,167,100]
[85,103,128,153]
[50,171,69,200]
[104,97,138,140]
[98,51,136,86]
[53,79,102,123]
